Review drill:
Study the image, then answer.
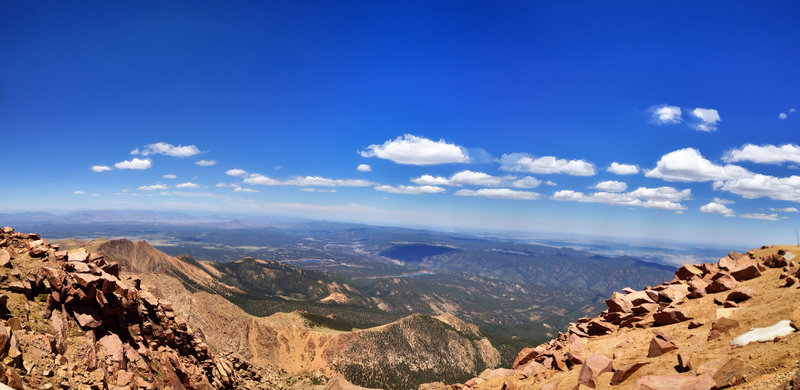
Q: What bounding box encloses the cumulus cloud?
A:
[412,170,504,187]
[552,186,689,211]
[233,187,258,193]
[360,134,470,165]
[138,184,168,191]
[512,176,542,189]
[242,174,373,187]
[740,213,780,221]
[175,182,199,189]
[357,164,372,172]
[195,159,217,166]
[454,188,541,200]
[780,113,788,120]
[594,181,627,192]
[714,174,800,202]
[374,185,446,195]
[226,169,249,177]
[713,197,734,204]
[114,158,152,170]
[545,180,557,186]
[140,142,201,157]
[91,165,112,172]
[163,174,177,179]
[607,162,639,175]
[645,148,751,182]
[690,108,721,132]
[723,144,800,165]
[499,154,595,176]
[650,105,682,124]
[700,202,735,216]
[73,190,86,195]
[770,207,799,213]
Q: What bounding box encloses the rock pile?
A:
[440,246,800,390]
[0,227,265,389]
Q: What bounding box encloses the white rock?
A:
[731,320,795,346]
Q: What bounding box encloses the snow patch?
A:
[731,320,795,346]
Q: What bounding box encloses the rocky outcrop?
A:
[0,226,271,389]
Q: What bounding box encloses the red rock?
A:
[707,330,722,341]
[784,276,797,287]
[657,285,689,303]
[729,260,761,281]
[688,321,704,329]
[713,358,745,388]
[687,276,709,291]
[0,249,11,268]
[647,337,678,357]
[632,374,714,390]
[540,381,560,390]
[73,273,101,288]
[98,333,124,362]
[723,301,739,308]
[711,317,739,334]
[788,370,800,390]
[706,274,738,293]
[586,320,614,336]
[73,306,103,328]
[632,303,659,315]
[653,309,692,326]
[628,291,657,306]
[791,307,800,331]
[577,355,613,388]
[622,287,636,294]
[67,250,89,262]
[610,361,649,385]
[67,261,91,273]
[512,347,540,369]
[676,352,692,373]
[606,292,633,313]
[675,264,703,281]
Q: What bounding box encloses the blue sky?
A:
[2,1,799,246]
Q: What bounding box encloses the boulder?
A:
[0,249,11,268]
[791,307,800,331]
[511,347,539,369]
[73,306,103,329]
[647,337,678,357]
[73,273,101,288]
[98,333,124,363]
[706,274,738,293]
[675,264,703,281]
[606,292,633,313]
[729,260,761,281]
[676,352,693,373]
[585,320,614,336]
[577,355,613,388]
[653,310,692,326]
[712,358,745,388]
[657,285,689,303]
[726,287,755,303]
[711,317,739,334]
[610,361,649,385]
[688,321,704,329]
[632,375,714,390]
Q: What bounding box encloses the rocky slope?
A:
[422,245,800,389]
[85,238,501,389]
[0,226,279,389]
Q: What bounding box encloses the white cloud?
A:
[627,186,691,201]
[690,108,721,132]
[645,148,751,182]
[357,164,372,172]
[233,187,258,193]
[714,174,800,202]
[499,153,595,176]
[138,184,168,191]
[242,174,281,186]
[375,185,446,195]
[226,169,249,177]
[713,197,734,204]
[512,176,542,189]
[114,158,152,170]
[780,113,788,120]
[216,183,234,188]
[141,142,201,157]
[359,134,470,165]
[163,174,177,179]
[175,182,199,189]
[650,105,682,124]
[552,186,689,211]
[73,190,86,195]
[770,207,799,213]
[411,175,451,186]
[594,181,627,192]
[740,213,780,221]
[607,162,639,175]
[301,188,336,193]
[723,144,800,165]
[410,170,505,187]
[242,174,373,187]
[454,188,541,200]
[700,202,735,216]
[90,193,99,197]
[91,165,112,172]
[544,180,557,186]
[195,159,217,166]
[130,148,140,155]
